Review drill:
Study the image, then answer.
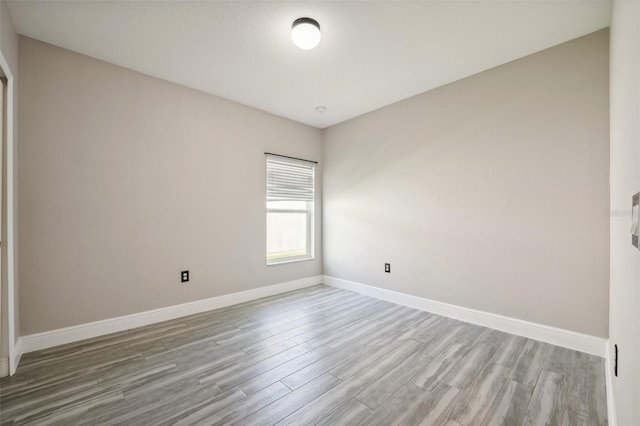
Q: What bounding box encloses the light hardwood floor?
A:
[0,285,607,425]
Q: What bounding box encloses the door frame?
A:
[0,50,17,375]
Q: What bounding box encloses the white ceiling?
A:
[8,1,611,129]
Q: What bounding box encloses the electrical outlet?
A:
[385,263,391,273]
[181,270,189,283]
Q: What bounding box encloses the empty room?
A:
[0,0,638,425]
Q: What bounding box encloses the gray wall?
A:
[323,30,610,338]
[18,37,322,335]
[609,0,640,423]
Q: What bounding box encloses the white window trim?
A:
[266,154,316,266]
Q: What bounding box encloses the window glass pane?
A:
[267,200,308,211]
[267,212,308,261]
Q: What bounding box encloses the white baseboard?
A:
[11,337,22,375]
[605,341,618,426]
[0,356,8,378]
[323,275,607,357]
[21,276,322,354]
[18,274,607,361]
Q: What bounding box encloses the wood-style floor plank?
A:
[490,334,528,367]
[316,397,372,425]
[397,382,459,426]
[189,381,290,425]
[414,342,468,391]
[0,285,608,425]
[511,339,551,388]
[360,383,430,425]
[479,378,532,426]
[567,352,608,426]
[232,373,340,425]
[276,376,367,425]
[356,350,431,409]
[442,343,497,389]
[446,363,511,426]
[523,369,569,426]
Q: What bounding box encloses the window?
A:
[266,154,315,264]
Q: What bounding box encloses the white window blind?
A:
[266,156,315,202]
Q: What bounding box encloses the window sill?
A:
[267,256,314,266]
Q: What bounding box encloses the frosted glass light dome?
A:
[291,18,321,50]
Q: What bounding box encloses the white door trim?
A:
[0,50,16,375]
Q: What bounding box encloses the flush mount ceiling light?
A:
[291,17,321,50]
